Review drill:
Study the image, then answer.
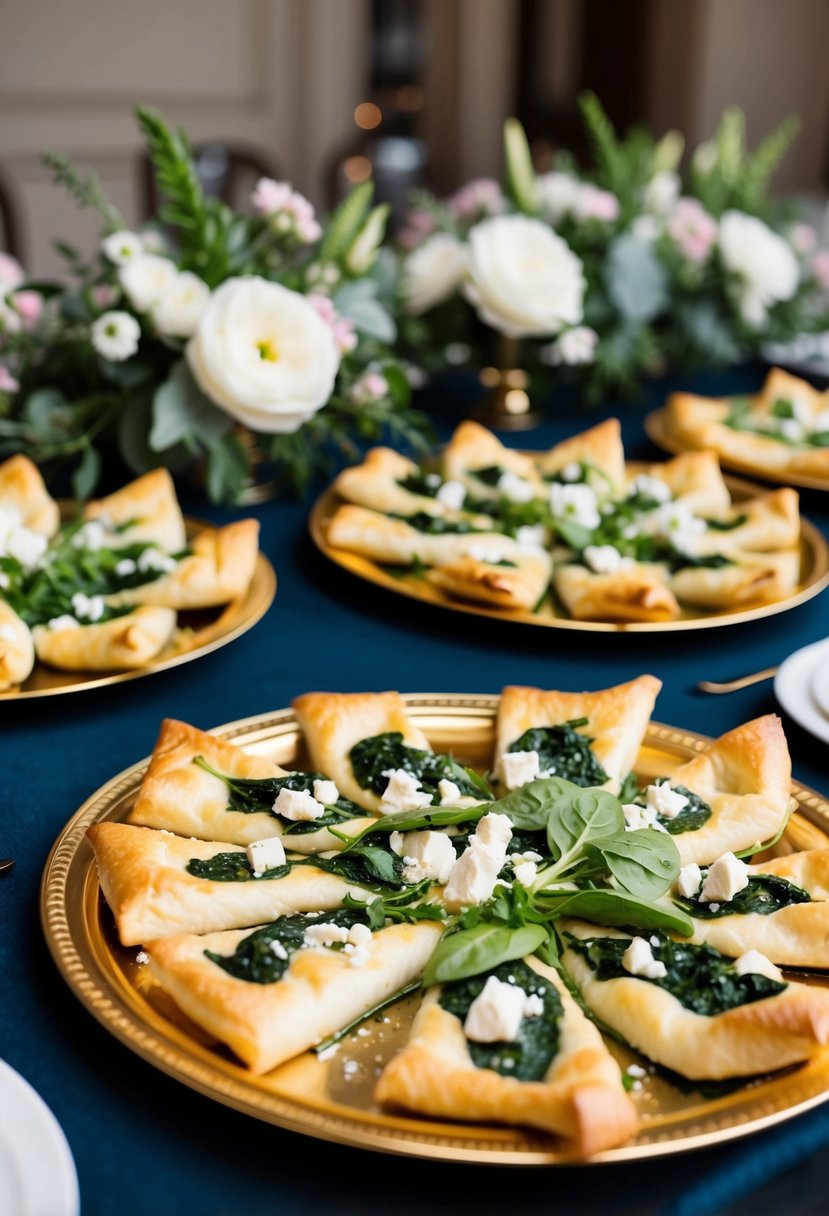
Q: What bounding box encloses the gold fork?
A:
[697,666,778,694]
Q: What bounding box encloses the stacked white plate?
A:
[0,1060,79,1216]
[775,638,829,745]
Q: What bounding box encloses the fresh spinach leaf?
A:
[191,757,365,831]
[423,921,547,987]
[538,888,693,936]
[543,783,625,867]
[583,828,679,899]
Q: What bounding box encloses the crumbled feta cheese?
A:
[650,502,706,558]
[380,768,433,812]
[438,778,461,805]
[811,409,829,433]
[465,541,510,564]
[342,1060,360,1076]
[303,922,350,948]
[463,976,538,1042]
[345,944,370,967]
[435,479,466,511]
[512,860,537,886]
[312,778,339,805]
[47,614,80,632]
[137,547,177,574]
[347,923,372,947]
[733,950,782,981]
[0,506,22,540]
[626,1063,647,1078]
[621,803,667,833]
[246,836,286,876]
[622,936,668,980]
[389,831,405,856]
[676,862,702,899]
[549,482,601,530]
[273,787,326,821]
[497,471,536,504]
[645,782,688,819]
[583,544,633,575]
[523,992,545,1017]
[5,526,48,570]
[425,473,441,488]
[443,813,513,908]
[700,852,749,904]
[559,462,582,483]
[270,940,288,960]
[708,903,720,913]
[499,749,540,790]
[393,830,456,884]
[71,591,106,622]
[778,418,804,442]
[114,557,137,577]
[515,524,547,550]
[632,474,672,504]
[71,519,109,551]
[135,950,149,965]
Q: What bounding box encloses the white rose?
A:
[464,215,585,338]
[91,311,141,361]
[102,230,144,266]
[186,277,340,434]
[119,254,178,313]
[402,234,467,315]
[152,271,210,338]
[719,210,799,328]
[535,172,581,223]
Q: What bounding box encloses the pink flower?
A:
[449,178,505,219]
[309,294,357,354]
[92,284,118,310]
[666,198,717,264]
[791,223,817,255]
[0,253,23,293]
[573,185,620,223]
[397,208,438,251]
[811,250,829,291]
[12,290,42,329]
[0,365,19,393]
[350,371,388,403]
[251,178,321,244]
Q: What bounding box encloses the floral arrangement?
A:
[0,108,427,502]
[397,95,829,402]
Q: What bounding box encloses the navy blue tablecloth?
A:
[2,366,828,1216]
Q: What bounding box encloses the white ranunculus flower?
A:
[119,254,178,313]
[91,311,141,361]
[644,170,680,214]
[186,277,340,434]
[102,231,144,266]
[152,271,210,338]
[719,210,800,328]
[402,234,467,315]
[535,171,581,223]
[464,215,585,338]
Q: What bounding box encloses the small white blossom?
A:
[152,271,210,338]
[102,231,144,266]
[552,326,599,366]
[91,311,141,362]
[549,482,601,530]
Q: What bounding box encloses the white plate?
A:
[775,637,829,745]
[0,1060,79,1216]
[811,652,829,720]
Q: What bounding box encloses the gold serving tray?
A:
[1,513,276,700]
[645,407,829,494]
[41,697,829,1165]
[309,468,829,633]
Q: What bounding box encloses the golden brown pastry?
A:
[561,919,829,1079]
[536,418,626,496]
[32,606,176,671]
[425,549,552,612]
[0,599,35,689]
[109,520,260,610]
[553,562,679,623]
[0,454,59,536]
[84,467,187,551]
[146,918,443,1074]
[669,548,800,609]
[442,420,545,501]
[495,676,662,795]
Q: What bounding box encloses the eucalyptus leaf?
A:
[423,921,547,987]
[150,360,232,453]
[605,233,668,323]
[23,389,75,443]
[584,829,679,899]
[335,292,395,342]
[71,444,101,501]
[539,888,694,936]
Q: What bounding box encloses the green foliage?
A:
[42,151,124,233]
[503,118,538,215]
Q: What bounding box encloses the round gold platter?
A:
[41,696,829,1165]
[0,513,276,700]
[309,469,829,633]
[645,408,829,494]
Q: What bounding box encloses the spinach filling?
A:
[706,514,748,532]
[349,732,493,803]
[438,960,562,1081]
[397,472,442,498]
[635,780,712,835]
[186,840,408,890]
[566,932,787,1016]
[507,718,609,788]
[725,397,829,448]
[392,512,480,536]
[191,758,365,835]
[0,523,190,628]
[469,465,504,487]
[205,908,371,985]
[679,873,811,919]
